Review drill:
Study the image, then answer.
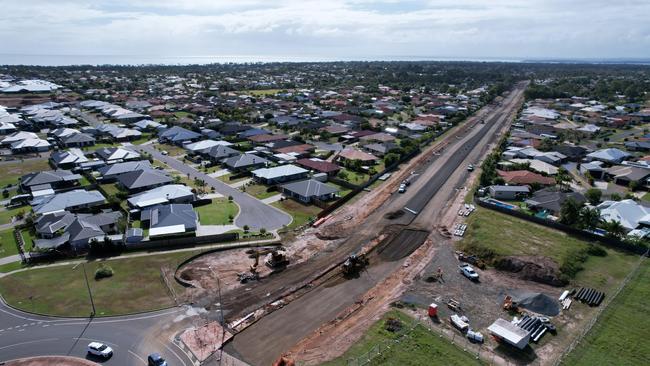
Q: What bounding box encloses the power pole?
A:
[82,263,96,317]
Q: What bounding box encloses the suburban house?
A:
[141,203,198,238]
[525,188,586,215]
[598,199,650,233]
[337,148,379,164]
[116,169,173,193]
[33,211,122,251]
[506,159,558,175]
[158,126,201,145]
[127,184,195,209]
[19,170,82,193]
[251,164,309,185]
[586,148,631,164]
[185,139,232,155]
[223,153,269,172]
[94,147,141,163]
[487,185,530,200]
[206,144,240,163]
[295,158,341,176]
[605,165,650,187]
[50,148,89,169]
[59,132,96,147]
[497,170,556,186]
[281,179,338,203]
[363,142,399,157]
[31,189,106,216]
[580,161,606,180]
[97,161,153,181]
[624,141,650,152]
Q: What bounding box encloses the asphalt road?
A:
[221,83,527,365]
[0,299,194,366]
[132,144,292,231]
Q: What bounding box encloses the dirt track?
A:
[217,83,528,365]
[4,356,97,366]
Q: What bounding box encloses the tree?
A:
[602,220,625,239]
[243,225,250,233]
[559,198,583,226]
[260,228,267,235]
[610,193,622,201]
[585,188,602,205]
[555,167,571,191]
[384,153,400,167]
[337,170,349,181]
[579,207,601,230]
[628,180,639,192]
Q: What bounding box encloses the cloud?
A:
[0,0,648,62]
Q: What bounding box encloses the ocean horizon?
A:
[0,54,648,67]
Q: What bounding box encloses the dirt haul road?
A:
[220,83,527,366]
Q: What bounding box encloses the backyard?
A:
[272,198,321,229]
[0,228,18,259]
[323,310,485,366]
[0,250,203,316]
[0,158,51,188]
[242,182,279,200]
[195,199,239,225]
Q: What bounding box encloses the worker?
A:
[437,267,444,282]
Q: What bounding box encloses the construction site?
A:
[168,80,631,366]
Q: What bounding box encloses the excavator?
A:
[238,247,289,283]
[342,253,369,277]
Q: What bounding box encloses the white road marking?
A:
[129,349,148,365]
[0,337,59,350]
[163,341,189,366]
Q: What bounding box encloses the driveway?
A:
[132,144,292,230]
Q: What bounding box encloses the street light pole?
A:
[82,263,96,317]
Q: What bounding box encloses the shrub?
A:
[94,265,114,280]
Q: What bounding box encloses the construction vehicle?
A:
[342,254,369,277]
[458,252,486,269]
[247,247,289,269]
[272,356,295,366]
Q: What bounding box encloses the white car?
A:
[87,342,113,358]
[398,184,406,193]
[459,264,479,281]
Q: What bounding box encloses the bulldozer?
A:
[342,254,369,277]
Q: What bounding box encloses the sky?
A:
[1,0,649,64]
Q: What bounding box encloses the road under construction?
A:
[210,81,528,365]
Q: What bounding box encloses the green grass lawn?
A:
[241,89,283,97]
[217,173,249,184]
[82,142,120,151]
[327,182,352,198]
[458,208,632,281]
[242,183,278,200]
[272,199,321,229]
[0,261,24,273]
[99,183,121,197]
[0,250,202,316]
[0,206,29,225]
[0,229,18,259]
[130,133,153,145]
[195,199,239,225]
[642,191,650,202]
[563,261,650,366]
[339,168,370,185]
[174,111,195,119]
[323,310,485,366]
[0,159,51,188]
[153,143,186,157]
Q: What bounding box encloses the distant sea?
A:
[0,54,648,66]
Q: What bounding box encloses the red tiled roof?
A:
[296,158,341,173]
[338,148,378,162]
[273,144,314,154]
[497,170,556,185]
[248,134,288,143]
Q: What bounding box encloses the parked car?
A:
[87,342,113,358]
[398,183,406,193]
[467,164,474,171]
[459,264,479,281]
[161,150,169,155]
[148,353,168,366]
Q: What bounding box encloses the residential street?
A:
[131,143,292,230]
[0,298,194,366]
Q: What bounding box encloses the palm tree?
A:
[579,207,602,230]
[602,220,626,239]
[555,167,571,191]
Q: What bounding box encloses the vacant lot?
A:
[0,250,202,316]
[562,261,650,366]
[0,229,18,259]
[323,310,485,366]
[458,208,610,279]
[272,199,321,229]
[0,206,29,225]
[0,158,50,188]
[243,182,278,200]
[153,143,186,156]
[196,199,239,225]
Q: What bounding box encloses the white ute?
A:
[87,342,113,358]
[459,263,479,281]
